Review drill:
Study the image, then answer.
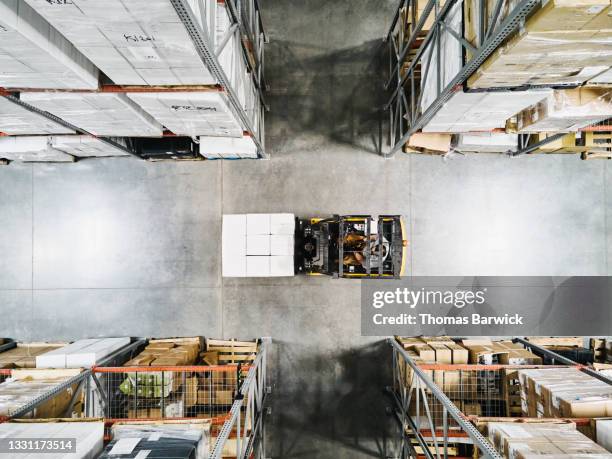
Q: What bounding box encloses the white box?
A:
[65,337,130,368]
[270,256,295,277]
[198,135,258,159]
[246,256,270,277]
[247,214,271,235]
[0,0,99,89]
[20,92,163,137]
[597,420,612,452]
[222,254,247,277]
[423,89,552,132]
[247,235,271,256]
[271,235,294,256]
[270,214,295,235]
[36,339,96,368]
[222,214,247,259]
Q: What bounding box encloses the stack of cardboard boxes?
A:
[122,338,201,419]
[518,368,612,418]
[488,422,612,458]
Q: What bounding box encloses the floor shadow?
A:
[266,340,398,458]
[265,38,389,156]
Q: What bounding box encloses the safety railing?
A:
[389,338,504,458]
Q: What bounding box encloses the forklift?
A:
[295,215,407,278]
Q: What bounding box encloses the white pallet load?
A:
[422,89,552,132]
[20,92,163,137]
[454,132,519,153]
[0,97,75,135]
[198,135,257,159]
[23,0,217,86]
[420,2,463,113]
[0,0,99,90]
[223,213,295,277]
[0,422,104,459]
[36,337,130,368]
[0,135,130,162]
[51,135,130,158]
[0,136,74,162]
[127,91,243,138]
[589,68,612,85]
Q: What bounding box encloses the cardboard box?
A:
[447,343,469,364]
[517,88,612,132]
[429,343,452,364]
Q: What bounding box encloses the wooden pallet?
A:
[204,339,258,364]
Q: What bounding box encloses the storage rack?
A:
[388,336,612,459]
[383,0,611,158]
[0,337,269,458]
[0,338,146,422]
[0,0,268,161]
[89,337,270,459]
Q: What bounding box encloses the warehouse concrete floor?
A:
[0,0,611,457]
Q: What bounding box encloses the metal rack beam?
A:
[388,338,503,459]
[171,0,267,159]
[210,337,270,459]
[8,370,92,420]
[384,0,543,157]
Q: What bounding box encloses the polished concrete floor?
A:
[0,0,611,457]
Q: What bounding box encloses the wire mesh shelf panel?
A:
[91,365,248,422]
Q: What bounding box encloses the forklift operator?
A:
[343,233,390,269]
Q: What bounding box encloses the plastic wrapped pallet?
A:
[422,89,551,132]
[489,421,612,458]
[0,368,83,418]
[454,132,519,153]
[36,337,131,368]
[517,87,612,132]
[589,68,612,85]
[420,2,463,112]
[466,0,612,89]
[0,421,104,459]
[0,136,74,162]
[0,135,130,162]
[23,0,217,86]
[518,368,612,418]
[20,93,163,137]
[0,0,99,90]
[101,421,210,459]
[51,136,130,158]
[127,92,243,138]
[198,135,257,159]
[0,97,75,135]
